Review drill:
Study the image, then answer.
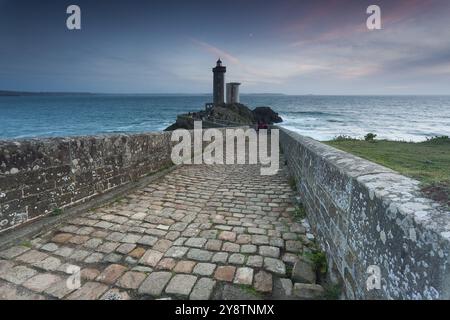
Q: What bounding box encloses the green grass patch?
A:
[293,204,307,220]
[238,284,262,298]
[51,208,63,216]
[325,136,450,205]
[21,240,32,248]
[304,250,328,275]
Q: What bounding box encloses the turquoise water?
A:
[1,94,449,141]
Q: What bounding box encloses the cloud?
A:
[190,38,240,64]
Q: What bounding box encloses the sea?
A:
[1,94,449,142]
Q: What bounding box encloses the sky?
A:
[0,0,449,94]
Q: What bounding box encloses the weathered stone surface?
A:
[96,264,127,284]
[292,257,316,284]
[16,250,48,264]
[101,288,130,300]
[187,249,213,261]
[117,271,147,289]
[293,283,324,299]
[254,271,272,293]
[206,239,222,251]
[153,239,173,252]
[44,279,76,299]
[214,266,236,282]
[67,281,109,300]
[138,271,172,297]
[246,255,263,268]
[40,243,59,252]
[23,273,61,292]
[185,237,207,248]
[193,263,216,276]
[137,235,158,246]
[81,268,100,280]
[156,258,177,270]
[218,231,236,242]
[273,278,293,299]
[32,256,61,271]
[0,136,319,300]
[241,244,257,254]
[164,246,188,259]
[0,265,37,284]
[212,252,228,264]
[165,274,197,296]
[0,280,45,300]
[264,258,286,275]
[0,260,15,276]
[228,253,245,265]
[139,249,163,267]
[173,260,196,273]
[116,243,136,254]
[234,267,253,285]
[190,277,216,300]
[259,246,280,258]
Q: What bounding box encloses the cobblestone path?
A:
[0,161,314,300]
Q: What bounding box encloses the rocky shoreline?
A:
[164,103,283,131]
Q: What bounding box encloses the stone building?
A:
[212,59,226,106]
[226,82,241,104]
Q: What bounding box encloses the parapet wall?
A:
[278,127,450,300]
[0,132,175,233]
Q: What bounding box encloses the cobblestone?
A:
[0,160,311,300]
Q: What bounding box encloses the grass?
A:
[238,284,262,298]
[293,204,307,220]
[51,208,63,216]
[324,136,450,206]
[304,250,328,275]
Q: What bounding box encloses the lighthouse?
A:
[212,59,226,106]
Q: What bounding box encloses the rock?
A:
[219,231,237,242]
[67,281,109,300]
[252,106,283,124]
[246,255,263,268]
[187,249,213,261]
[173,260,197,273]
[138,271,172,297]
[273,278,293,299]
[233,267,254,285]
[228,253,245,265]
[117,271,146,289]
[193,263,216,276]
[264,257,286,275]
[254,271,272,293]
[139,249,163,267]
[190,278,216,300]
[96,264,127,284]
[22,273,61,292]
[101,288,130,300]
[259,246,280,258]
[293,283,324,299]
[165,274,197,296]
[292,257,316,284]
[0,265,37,285]
[164,103,282,131]
[214,266,236,282]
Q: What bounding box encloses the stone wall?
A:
[0,132,175,233]
[278,127,450,300]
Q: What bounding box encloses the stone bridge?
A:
[0,130,317,300]
[1,127,450,300]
